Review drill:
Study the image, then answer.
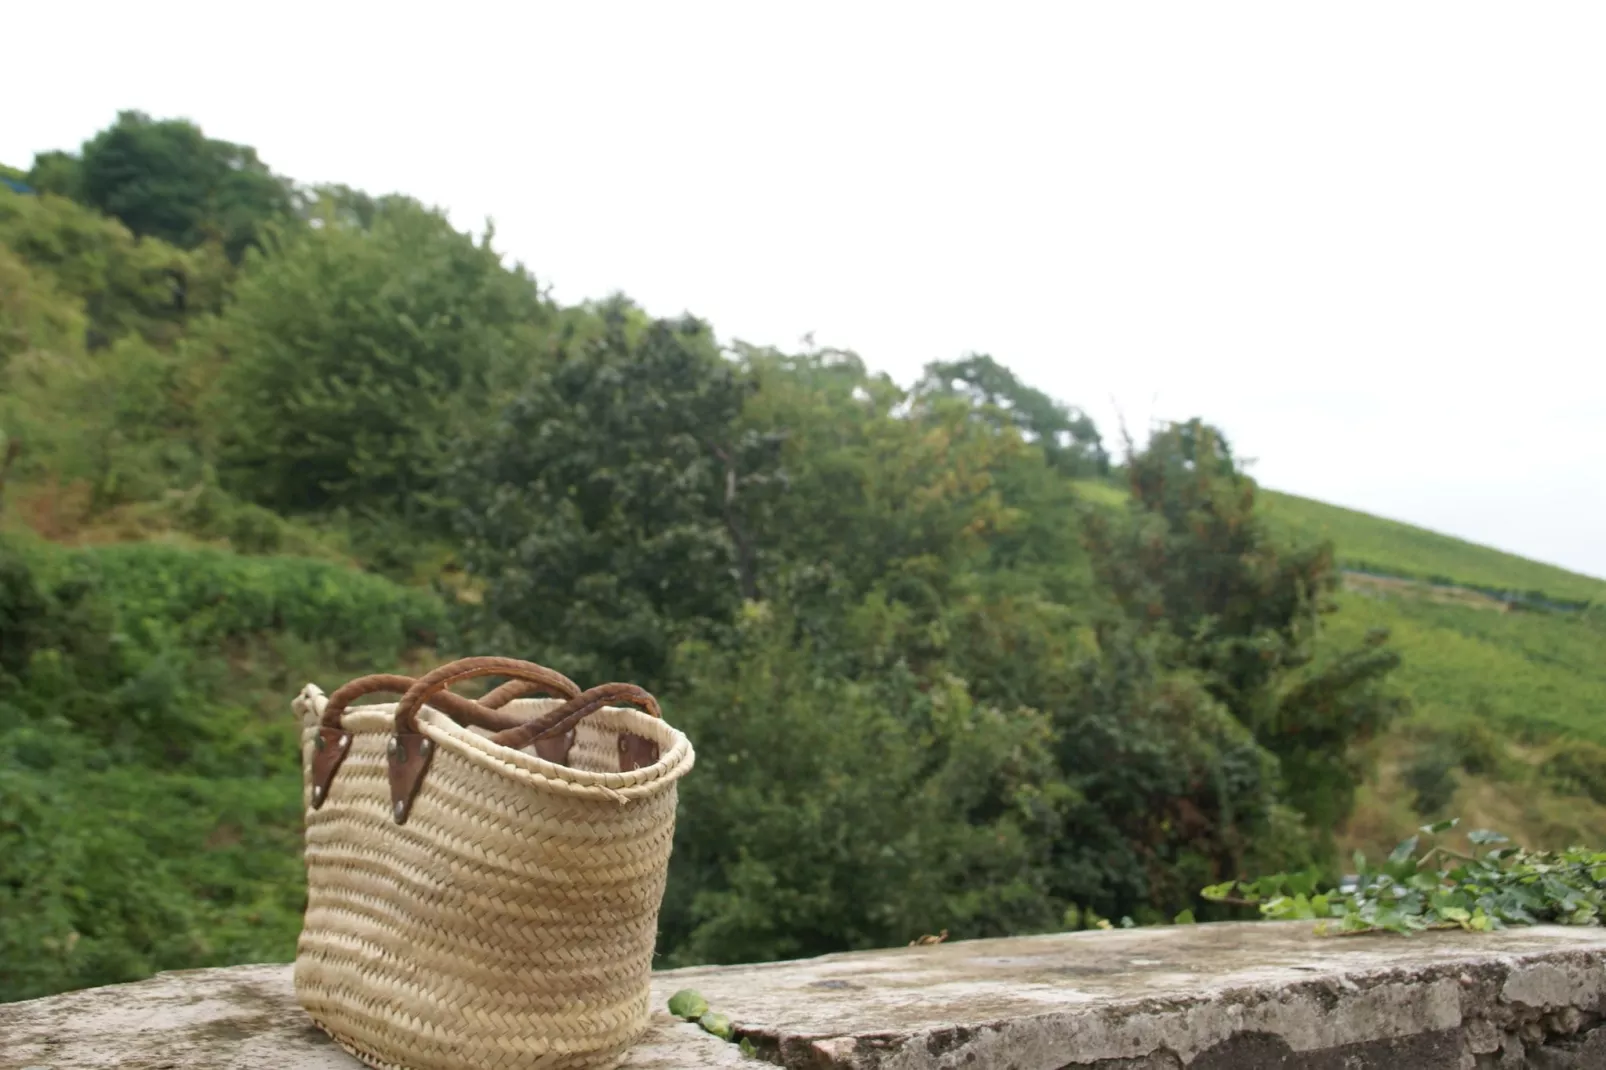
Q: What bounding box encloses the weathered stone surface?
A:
[0,964,745,1070]
[4,922,1606,1068]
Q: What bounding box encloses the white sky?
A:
[5,2,1603,580]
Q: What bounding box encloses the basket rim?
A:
[297,686,694,801]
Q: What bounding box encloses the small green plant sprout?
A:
[1201,819,1606,937]
[667,990,749,1051]
[667,989,709,1020]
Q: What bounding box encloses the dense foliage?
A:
[0,538,443,1000]
[211,194,548,525]
[455,307,779,684]
[1084,421,1404,834]
[1,112,1599,1004]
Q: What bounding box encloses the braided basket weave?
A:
[291,657,695,1070]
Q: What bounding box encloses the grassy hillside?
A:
[1329,582,1606,856]
[1259,490,1606,606]
[1326,587,1606,744]
[1080,477,1606,607]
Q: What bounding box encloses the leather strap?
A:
[310,657,665,825]
[321,666,580,733]
[308,663,583,812]
[487,682,661,751]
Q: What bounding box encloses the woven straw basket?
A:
[291,656,695,1070]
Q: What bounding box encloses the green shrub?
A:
[1404,745,1459,817]
[1440,720,1518,781]
[0,187,223,348]
[1543,740,1606,805]
[49,541,447,655]
[658,602,1066,965]
[0,536,451,1001]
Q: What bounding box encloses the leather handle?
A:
[321,666,581,732]
[385,658,663,824]
[488,682,660,750]
[306,661,582,814]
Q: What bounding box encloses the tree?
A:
[0,188,220,349]
[26,152,81,199]
[0,242,85,373]
[658,600,1064,965]
[738,347,1039,621]
[917,354,1109,476]
[74,111,292,261]
[209,199,548,529]
[0,202,218,516]
[455,303,783,684]
[1083,420,1404,833]
[295,184,418,231]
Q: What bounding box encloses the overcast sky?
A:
[6,3,1603,579]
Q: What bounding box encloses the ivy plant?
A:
[1202,819,1606,936]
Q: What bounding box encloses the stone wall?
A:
[4,922,1606,1068]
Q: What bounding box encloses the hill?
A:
[1080,478,1606,860]
[1258,490,1605,607]
[1328,581,1606,861]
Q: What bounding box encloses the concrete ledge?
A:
[4,922,1606,1068]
